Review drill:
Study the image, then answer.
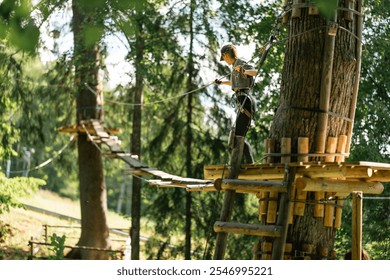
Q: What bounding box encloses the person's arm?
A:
[214,79,232,86]
[233,65,257,77]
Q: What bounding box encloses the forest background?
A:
[0,0,389,259]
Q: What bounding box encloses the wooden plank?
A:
[91,120,110,138]
[214,221,282,237]
[116,153,148,168]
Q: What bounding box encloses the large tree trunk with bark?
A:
[70,0,111,260]
[130,15,145,261]
[268,0,361,259]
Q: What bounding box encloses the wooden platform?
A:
[198,161,390,194]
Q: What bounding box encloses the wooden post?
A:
[298,137,309,162]
[213,136,245,260]
[308,1,319,16]
[324,192,336,227]
[281,137,291,164]
[334,197,344,228]
[283,0,289,24]
[325,136,337,162]
[345,0,354,21]
[346,0,363,154]
[352,191,363,260]
[294,138,308,217]
[315,6,338,154]
[292,0,302,18]
[272,166,297,260]
[336,135,348,162]
[262,242,272,260]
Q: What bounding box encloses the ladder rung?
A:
[214,221,282,237]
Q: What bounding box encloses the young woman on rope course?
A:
[214,44,257,164]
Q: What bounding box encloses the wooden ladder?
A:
[213,138,296,260]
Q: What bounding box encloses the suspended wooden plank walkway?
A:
[58,120,213,187]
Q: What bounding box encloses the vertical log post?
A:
[344,0,354,21]
[272,166,297,260]
[346,0,363,154]
[294,137,308,217]
[315,5,338,154]
[213,136,245,260]
[352,191,363,260]
[336,135,348,162]
[308,1,319,16]
[291,0,302,18]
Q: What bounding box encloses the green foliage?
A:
[313,0,338,19]
[47,233,66,260]
[0,172,45,214]
[0,0,40,53]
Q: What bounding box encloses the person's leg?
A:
[234,96,254,163]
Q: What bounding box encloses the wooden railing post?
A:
[352,191,363,260]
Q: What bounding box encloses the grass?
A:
[0,188,132,260]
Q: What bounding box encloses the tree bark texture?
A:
[130,16,145,260]
[72,0,111,259]
[268,1,361,259]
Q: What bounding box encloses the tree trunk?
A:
[184,0,196,260]
[130,16,145,261]
[268,1,361,259]
[71,0,110,259]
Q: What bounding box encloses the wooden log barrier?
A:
[215,178,287,193]
[214,221,282,237]
[295,177,384,194]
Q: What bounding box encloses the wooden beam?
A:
[215,178,287,193]
[296,177,384,194]
[214,221,282,237]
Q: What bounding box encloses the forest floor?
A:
[0,189,133,260]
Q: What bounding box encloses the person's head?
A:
[220,44,238,65]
